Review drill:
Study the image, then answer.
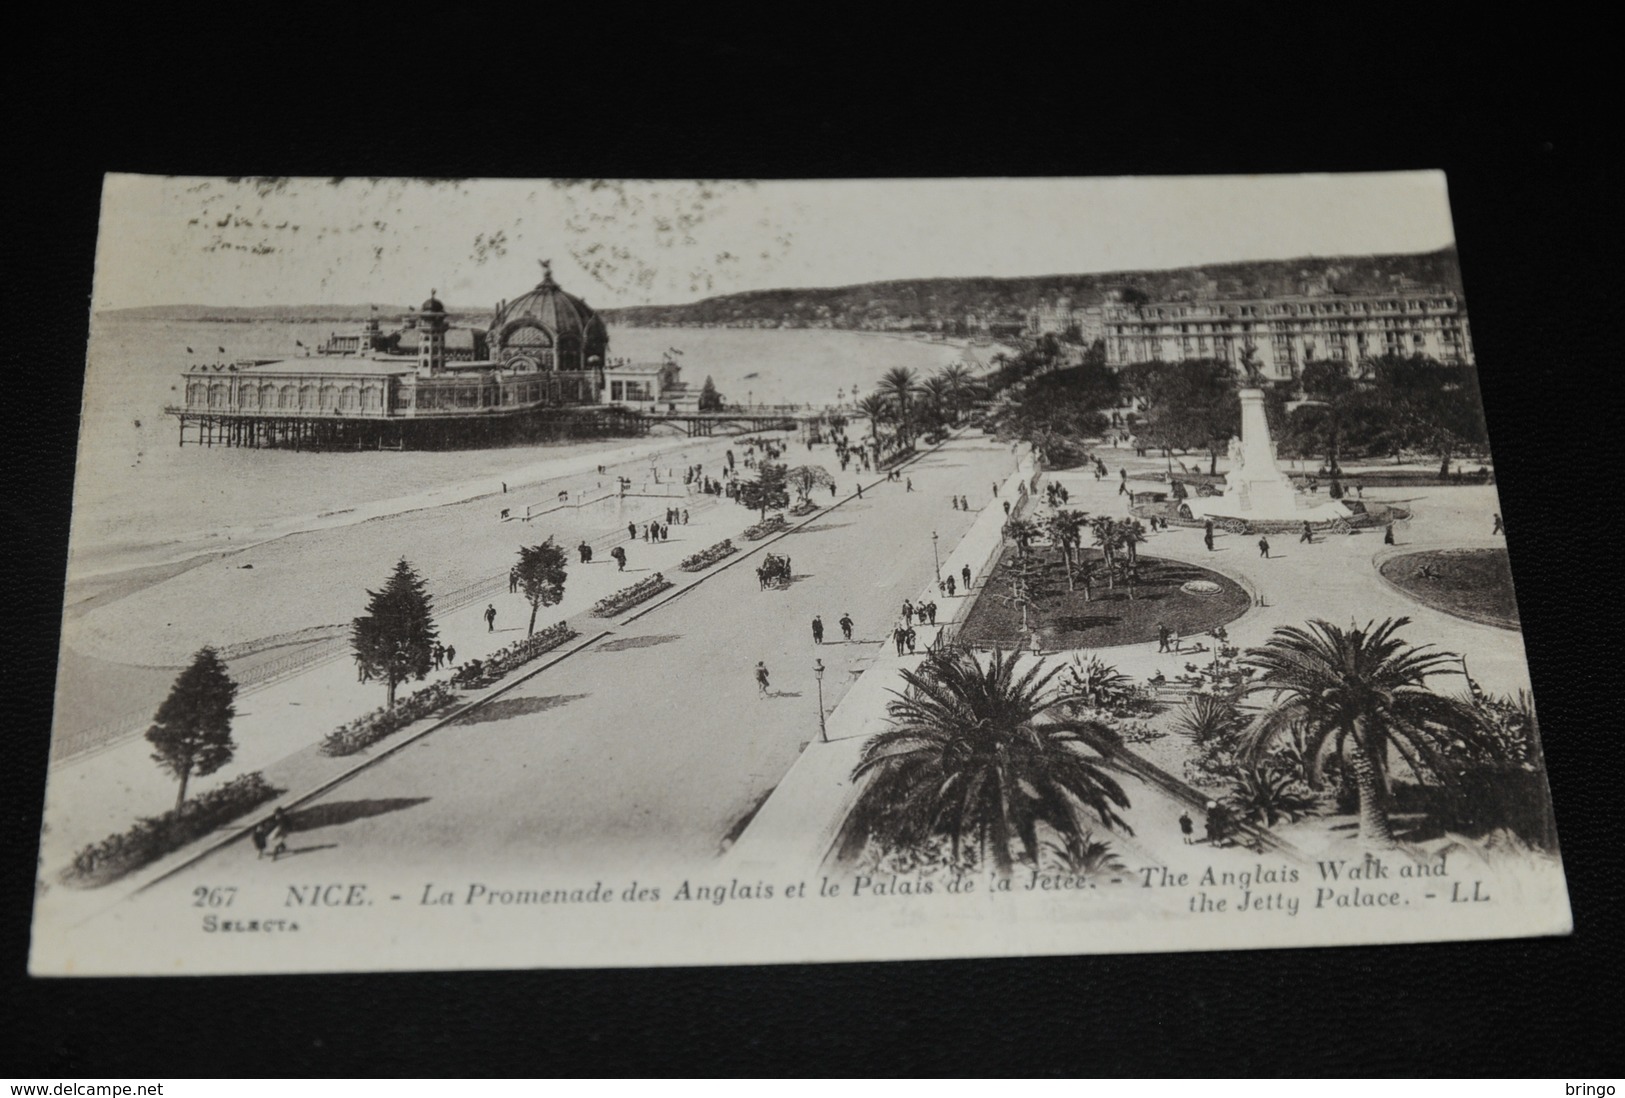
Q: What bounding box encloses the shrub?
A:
[591,573,672,617]
[63,771,281,888]
[742,515,788,541]
[1224,765,1323,828]
[679,539,737,572]
[446,621,579,689]
[320,679,459,757]
[789,499,820,516]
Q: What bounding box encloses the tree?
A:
[1044,508,1090,590]
[856,393,892,453]
[785,463,835,502]
[1002,517,1038,560]
[1369,354,1489,476]
[698,375,724,411]
[515,538,569,636]
[351,558,439,708]
[847,647,1131,873]
[146,647,239,809]
[1240,617,1488,848]
[737,462,789,518]
[876,367,920,443]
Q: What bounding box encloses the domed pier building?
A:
[168,262,697,449]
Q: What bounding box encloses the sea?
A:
[67,316,998,584]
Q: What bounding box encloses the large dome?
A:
[488,264,608,372]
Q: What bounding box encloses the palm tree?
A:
[1044,508,1089,590]
[1172,693,1249,746]
[918,375,951,433]
[855,393,891,454]
[1240,617,1487,849]
[939,363,975,418]
[876,367,919,444]
[1002,517,1038,560]
[1118,519,1148,566]
[1090,516,1119,588]
[847,647,1132,873]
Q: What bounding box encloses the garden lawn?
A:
[958,547,1251,650]
[1379,548,1519,629]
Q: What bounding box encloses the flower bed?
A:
[320,680,459,757]
[680,539,737,572]
[449,621,579,688]
[789,499,820,516]
[742,514,788,541]
[62,772,282,888]
[591,572,672,617]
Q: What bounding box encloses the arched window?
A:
[362,386,382,412]
[279,385,296,409]
[240,386,258,410]
[339,386,359,411]
[320,384,339,409]
[208,383,228,408]
[299,385,318,411]
[187,382,206,406]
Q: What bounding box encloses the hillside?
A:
[600,247,1464,329]
[99,246,1461,328]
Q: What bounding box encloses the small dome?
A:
[420,290,445,314]
[489,264,608,367]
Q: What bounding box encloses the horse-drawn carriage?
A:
[756,553,792,590]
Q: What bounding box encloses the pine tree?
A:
[699,375,724,411]
[516,538,569,636]
[351,558,439,707]
[146,646,239,809]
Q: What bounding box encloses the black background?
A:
[6,14,1618,1078]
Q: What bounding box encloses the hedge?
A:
[63,771,282,888]
[320,679,459,757]
[448,621,579,689]
[680,539,737,572]
[743,514,788,541]
[591,572,672,617]
[789,499,820,516]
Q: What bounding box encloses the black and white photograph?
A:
[24,172,1575,976]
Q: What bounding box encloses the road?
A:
[157,435,1021,886]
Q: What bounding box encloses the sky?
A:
[91,173,1458,311]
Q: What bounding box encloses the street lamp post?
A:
[932,531,940,583]
[813,658,827,742]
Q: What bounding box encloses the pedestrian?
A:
[961,564,972,591]
[1118,480,1128,496]
[432,642,444,670]
[1384,524,1396,545]
[756,661,771,697]
[905,626,917,654]
[251,818,270,859]
[856,482,863,499]
[1204,520,1215,552]
[906,477,914,492]
[992,482,999,498]
[1158,623,1170,653]
[1170,628,1181,653]
[660,523,669,541]
[1300,521,1313,544]
[484,604,497,632]
[1258,536,1270,559]
[683,509,690,524]
[946,575,956,597]
[509,567,519,593]
[1002,500,1011,516]
[628,522,637,542]
[893,624,906,656]
[1492,513,1504,535]
[267,816,289,861]
[445,645,456,665]
[902,599,914,625]
[831,483,837,498]
[840,612,854,641]
[927,601,937,625]
[612,545,626,571]
[501,482,507,494]
[812,615,824,644]
[938,579,947,598]
[1179,810,1194,845]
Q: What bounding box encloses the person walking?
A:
[902,599,914,626]
[1299,521,1313,545]
[839,612,854,641]
[906,477,914,492]
[1158,623,1171,653]
[627,521,637,542]
[946,575,956,597]
[905,625,917,654]
[612,545,627,571]
[961,564,972,591]
[1492,513,1505,535]
[1384,524,1396,545]
[1204,520,1215,552]
[1258,536,1271,559]
[992,482,999,498]
[1179,810,1194,845]
[484,604,497,632]
[251,817,270,859]
[508,567,519,594]
[812,615,824,644]
[756,661,771,697]
[893,623,906,656]
[856,482,863,499]
[1002,500,1011,516]
[445,645,456,665]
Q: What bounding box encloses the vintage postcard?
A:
[30,173,1570,975]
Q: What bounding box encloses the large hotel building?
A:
[1102,286,1473,380]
